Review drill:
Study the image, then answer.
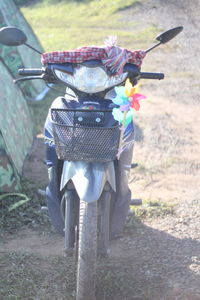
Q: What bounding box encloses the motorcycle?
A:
[0,25,183,300]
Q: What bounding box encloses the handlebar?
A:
[123,63,164,80]
[18,68,44,76]
[16,66,165,85]
[139,72,164,80]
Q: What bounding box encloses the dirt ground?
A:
[1,0,200,299]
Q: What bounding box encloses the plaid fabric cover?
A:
[41,46,146,75]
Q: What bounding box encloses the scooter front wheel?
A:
[76,200,97,300]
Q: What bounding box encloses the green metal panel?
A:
[0,60,34,175]
[0,0,47,191]
[0,0,45,99]
[0,132,20,192]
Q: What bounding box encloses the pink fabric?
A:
[41,46,146,75]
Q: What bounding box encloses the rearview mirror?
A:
[156,26,183,44]
[0,26,27,46]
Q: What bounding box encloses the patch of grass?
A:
[130,199,175,219]
[0,252,45,300]
[0,252,76,300]
[97,261,140,299]
[0,179,50,237]
[20,0,157,51]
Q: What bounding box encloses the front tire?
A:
[76,200,97,300]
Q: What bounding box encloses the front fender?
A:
[60,161,116,203]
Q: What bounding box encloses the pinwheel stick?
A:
[117,111,128,159]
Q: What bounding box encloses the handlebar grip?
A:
[18,68,44,76]
[140,72,164,80]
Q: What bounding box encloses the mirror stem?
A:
[145,41,162,53]
[24,42,42,54]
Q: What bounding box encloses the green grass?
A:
[20,0,157,51]
[130,199,175,219]
[0,252,76,300]
[0,179,51,237]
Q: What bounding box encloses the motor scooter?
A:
[0,25,183,300]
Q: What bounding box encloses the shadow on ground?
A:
[105,217,200,300]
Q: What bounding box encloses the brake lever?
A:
[13,75,44,84]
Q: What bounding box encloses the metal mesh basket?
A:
[51,108,120,162]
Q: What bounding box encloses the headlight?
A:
[54,65,128,93]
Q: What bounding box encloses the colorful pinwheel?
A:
[125,79,146,111]
[112,79,146,126]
